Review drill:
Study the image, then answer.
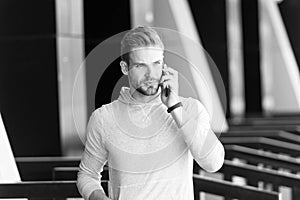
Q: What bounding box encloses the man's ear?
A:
[120,61,128,75]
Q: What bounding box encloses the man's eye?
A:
[135,64,144,68]
[154,61,162,65]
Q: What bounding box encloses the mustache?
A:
[141,78,160,83]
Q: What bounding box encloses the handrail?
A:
[0,180,107,198]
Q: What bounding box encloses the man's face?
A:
[127,47,164,96]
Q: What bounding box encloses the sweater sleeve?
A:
[77,109,108,200]
[180,99,225,172]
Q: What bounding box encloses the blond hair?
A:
[121,26,164,64]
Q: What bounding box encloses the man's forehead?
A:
[129,47,164,63]
[131,46,163,51]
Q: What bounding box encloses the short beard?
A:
[136,85,160,96]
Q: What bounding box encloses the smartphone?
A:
[164,86,170,97]
[161,62,170,97]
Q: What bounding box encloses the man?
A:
[77,26,224,200]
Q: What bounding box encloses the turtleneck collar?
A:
[118,87,162,105]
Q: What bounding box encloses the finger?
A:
[162,80,172,89]
[160,74,172,83]
[165,67,178,75]
[162,67,168,75]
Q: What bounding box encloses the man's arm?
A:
[170,99,225,172]
[160,66,224,172]
[77,110,111,200]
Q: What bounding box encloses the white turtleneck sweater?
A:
[77,87,224,200]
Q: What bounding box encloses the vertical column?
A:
[279,0,300,70]
[55,0,87,155]
[84,1,131,115]
[259,0,300,113]
[241,0,262,115]
[0,0,61,156]
[187,0,229,117]
[226,0,245,117]
[130,0,153,26]
[0,113,21,182]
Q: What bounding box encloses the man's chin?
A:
[137,86,159,96]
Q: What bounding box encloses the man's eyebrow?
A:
[131,61,145,65]
[131,58,163,65]
[153,59,163,63]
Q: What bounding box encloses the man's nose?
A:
[145,65,155,77]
